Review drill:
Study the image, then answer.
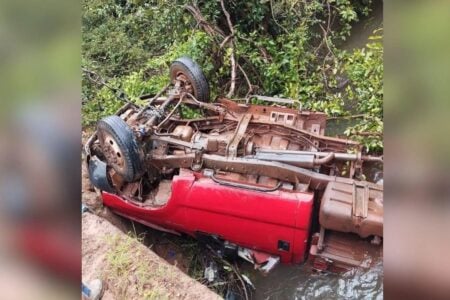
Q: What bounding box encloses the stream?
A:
[240,261,383,300]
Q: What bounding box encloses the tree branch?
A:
[237,64,253,98]
[352,132,383,137]
[184,4,224,37]
[220,0,237,98]
[219,34,233,49]
[270,0,288,34]
[184,2,254,98]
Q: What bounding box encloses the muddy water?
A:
[129,211,383,300]
[128,217,383,300]
[240,261,383,300]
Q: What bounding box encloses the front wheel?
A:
[97,116,144,182]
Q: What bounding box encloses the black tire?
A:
[170,57,210,102]
[97,116,144,182]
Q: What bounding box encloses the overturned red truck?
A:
[85,57,383,273]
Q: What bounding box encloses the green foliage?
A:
[343,29,383,152]
[82,30,215,126]
[82,0,383,153]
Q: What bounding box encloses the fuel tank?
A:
[319,181,383,238]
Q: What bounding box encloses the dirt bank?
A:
[82,213,221,300]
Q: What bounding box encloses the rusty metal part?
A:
[217,98,328,134]
[254,149,382,163]
[310,230,382,272]
[156,93,185,130]
[191,150,203,171]
[247,120,358,151]
[84,131,97,156]
[313,152,335,165]
[226,114,251,157]
[109,168,125,190]
[248,151,334,168]
[151,135,201,150]
[146,95,357,156]
[100,92,377,189]
[185,93,226,114]
[136,83,171,118]
[191,132,225,152]
[149,153,381,191]
[100,133,126,174]
[319,181,383,238]
[249,152,315,168]
[122,181,140,198]
[171,125,194,142]
[146,94,177,126]
[174,73,193,93]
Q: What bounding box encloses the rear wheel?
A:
[97,116,144,182]
[170,57,210,102]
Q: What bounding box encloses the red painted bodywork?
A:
[102,169,314,264]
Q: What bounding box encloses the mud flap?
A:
[88,156,115,193]
[238,247,280,274]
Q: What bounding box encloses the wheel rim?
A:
[100,133,126,174]
[175,72,194,94]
